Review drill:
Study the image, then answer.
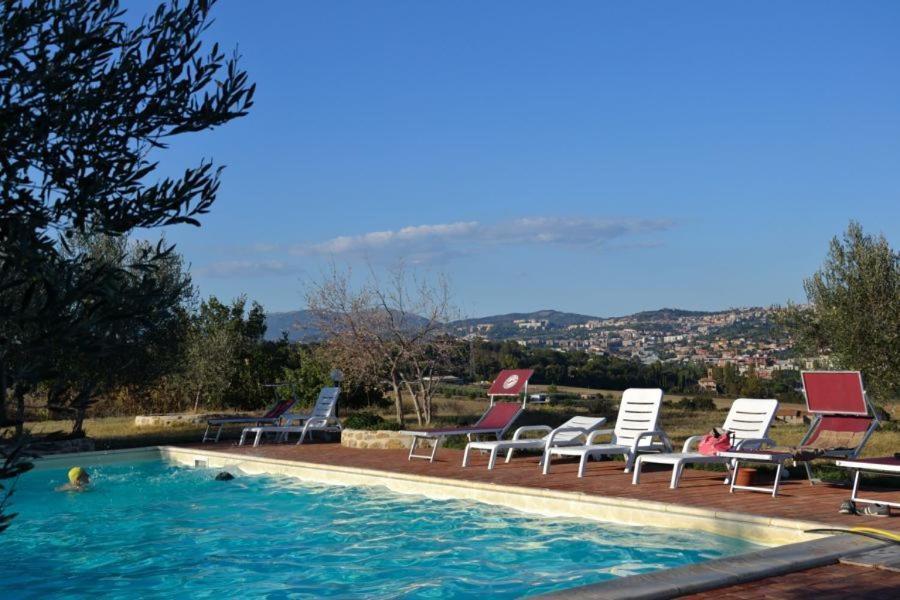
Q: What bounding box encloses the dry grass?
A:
[6,417,211,450]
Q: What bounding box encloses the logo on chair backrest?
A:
[502,374,520,390]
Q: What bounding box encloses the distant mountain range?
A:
[264,307,723,342]
[265,310,323,342]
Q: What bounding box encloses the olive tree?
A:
[0,0,253,529]
[783,221,900,403]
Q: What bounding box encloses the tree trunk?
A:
[0,356,7,425]
[71,383,96,438]
[390,374,405,427]
[14,384,26,439]
[193,386,202,413]
[403,378,424,427]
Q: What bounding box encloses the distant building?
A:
[698,377,718,393]
[513,319,548,329]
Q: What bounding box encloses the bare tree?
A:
[307,264,457,426]
[373,268,457,426]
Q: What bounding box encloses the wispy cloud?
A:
[195,259,297,278]
[197,216,674,277]
[297,221,480,256]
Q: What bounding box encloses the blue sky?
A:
[147,1,900,318]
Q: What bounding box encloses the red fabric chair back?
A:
[263,399,294,418]
[487,370,534,396]
[802,371,868,416]
[476,402,522,429]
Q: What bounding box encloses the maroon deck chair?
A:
[795,370,880,482]
[718,371,880,495]
[202,398,296,443]
[400,370,533,462]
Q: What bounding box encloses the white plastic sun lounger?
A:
[631,398,779,488]
[543,388,670,477]
[239,387,341,447]
[462,416,607,470]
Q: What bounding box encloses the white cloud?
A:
[299,221,479,255]
[197,216,674,277]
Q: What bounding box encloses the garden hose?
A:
[805,526,900,544]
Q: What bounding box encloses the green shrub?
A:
[343,412,401,431]
[675,397,717,411]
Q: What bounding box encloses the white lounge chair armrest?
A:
[282,412,311,424]
[631,430,673,453]
[682,435,705,453]
[734,437,775,450]
[512,425,553,440]
[586,429,615,445]
[544,426,592,450]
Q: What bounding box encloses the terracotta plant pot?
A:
[734,468,757,487]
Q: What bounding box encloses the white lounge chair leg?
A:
[623,453,634,474]
[408,436,418,460]
[671,462,683,489]
[803,461,817,485]
[238,429,247,446]
[542,450,552,475]
[773,462,783,497]
[296,423,310,445]
[488,447,499,470]
[505,448,515,463]
[428,437,442,462]
[202,424,211,443]
[462,444,470,467]
[632,457,642,485]
[253,429,263,447]
[578,453,589,478]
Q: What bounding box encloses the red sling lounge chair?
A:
[720,371,880,495]
[795,370,880,481]
[400,369,532,462]
[202,398,296,443]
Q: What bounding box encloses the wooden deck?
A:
[185,441,900,532]
[684,562,900,599]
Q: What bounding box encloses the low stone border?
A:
[133,413,214,427]
[341,428,413,450]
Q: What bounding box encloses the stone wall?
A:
[134,413,213,428]
[341,429,413,450]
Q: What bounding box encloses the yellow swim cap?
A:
[68,467,87,485]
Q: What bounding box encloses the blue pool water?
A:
[2,460,757,598]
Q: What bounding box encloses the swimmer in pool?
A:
[56,466,90,491]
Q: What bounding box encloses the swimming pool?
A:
[3,460,758,598]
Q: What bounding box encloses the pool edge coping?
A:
[156,445,830,546]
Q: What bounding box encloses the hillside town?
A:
[456,307,829,378]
